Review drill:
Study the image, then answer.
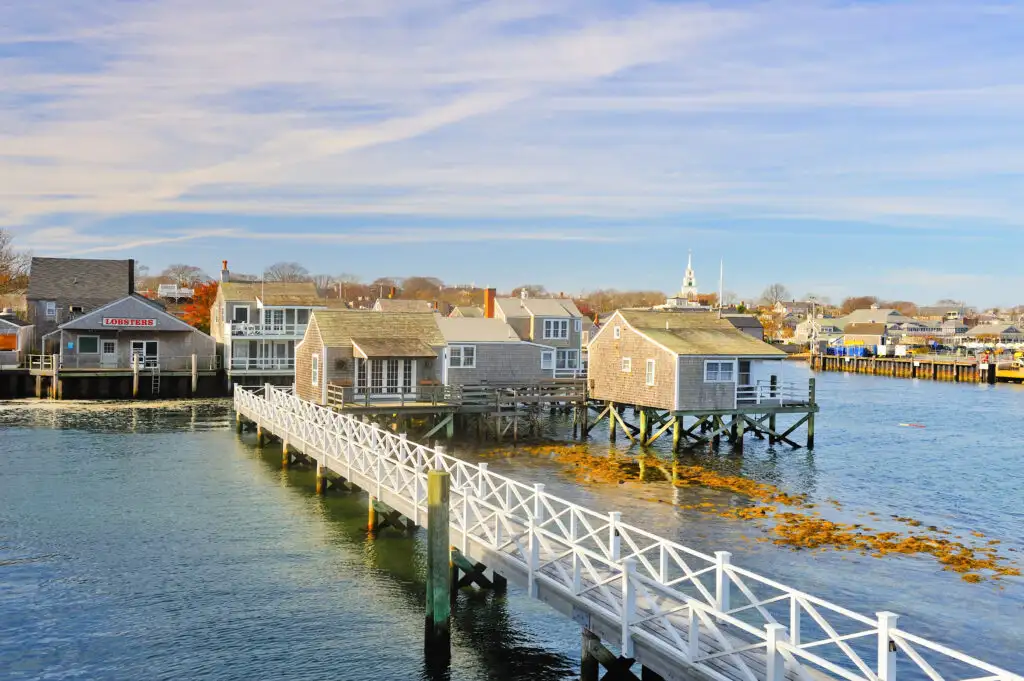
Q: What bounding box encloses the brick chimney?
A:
[220,260,230,282]
[127,258,135,294]
[484,288,496,318]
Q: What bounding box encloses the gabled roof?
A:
[311,310,444,347]
[495,297,582,319]
[0,314,30,328]
[27,257,132,300]
[436,317,523,343]
[373,299,436,313]
[844,323,886,335]
[55,295,202,333]
[257,293,327,307]
[450,305,483,318]
[220,281,319,303]
[617,310,786,357]
[839,308,912,327]
[352,338,438,358]
[721,314,763,330]
[966,324,1020,336]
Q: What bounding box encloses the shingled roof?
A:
[617,309,786,357]
[220,281,319,303]
[373,299,436,313]
[26,257,132,301]
[311,310,445,347]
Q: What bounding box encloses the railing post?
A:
[477,462,488,499]
[621,558,637,658]
[877,612,898,681]
[425,470,452,658]
[715,551,732,613]
[789,597,802,647]
[571,510,581,593]
[688,604,700,660]
[533,483,545,524]
[766,623,787,681]
[528,516,539,597]
[608,511,621,561]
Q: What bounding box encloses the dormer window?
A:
[543,319,569,340]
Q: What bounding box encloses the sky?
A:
[2,1,1023,306]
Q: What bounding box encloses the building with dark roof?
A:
[26,257,135,345]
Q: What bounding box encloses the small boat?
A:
[995,352,1024,383]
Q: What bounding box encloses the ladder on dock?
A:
[150,365,161,395]
[235,385,1023,681]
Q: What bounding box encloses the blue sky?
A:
[2,1,1023,306]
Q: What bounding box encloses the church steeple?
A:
[680,250,698,300]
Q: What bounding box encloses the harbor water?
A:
[1,367,1022,679]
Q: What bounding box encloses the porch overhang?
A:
[351,337,437,359]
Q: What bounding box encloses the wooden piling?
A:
[51,354,60,399]
[315,461,325,495]
[608,402,616,442]
[807,378,816,449]
[191,353,199,394]
[256,425,265,447]
[581,628,600,681]
[235,413,244,434]
[672,417,681,452]
[425,470,451,652]
[132,353,140,398]
[368,496,378,531]
[639,409,649,444]
[735,416,745,453]
[282,441,290,468]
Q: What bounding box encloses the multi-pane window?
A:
[356,358,366,388]
[449,345,476,368]
[646,359,656,386]
[541,351,554,370]
[386,360,400,394]
[370,360,384,390]
[311,354,319,386]
[403,361,413,391]
[556,349,578,369]
[705,360,735,382]
[543,319,569,340]
[613,325,621,339]
[44,301,57,319]
[621,357,632,373]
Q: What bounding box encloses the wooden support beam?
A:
[584,404,611,435]
[450,549,495,589]
[425,470,451,654]
[646,415,677,446]
[423,413,453,439]
[610,406,637,443]
[582,633,640,680]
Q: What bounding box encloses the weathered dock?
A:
[811,355,998,384]
[234,384,1021,681]
[26,353,222,399]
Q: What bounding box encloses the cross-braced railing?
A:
[234,385,1021,681]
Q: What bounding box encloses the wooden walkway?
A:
[235,386,1021,681]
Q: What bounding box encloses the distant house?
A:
[722,314,764,340]
[793,318,843,345]
[842,323,888,349]
[209,272,328,385]
[450,305,484,318]
[0,311,32,368]
[373,299,436,313]
[965,324,1023,343]
[436,317,555,386]
[939,319,969,336]
[26,257,135,345]
[493,293,584,377]
[296,311,445,405]
[0,292,27,315]
[588,310,788,412]
[40,294,216,371]
[836,307,914,329]
[772,300,813,317]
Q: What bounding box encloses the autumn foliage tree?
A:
[183,281,218,333]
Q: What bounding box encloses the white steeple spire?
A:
[680,249,698,300]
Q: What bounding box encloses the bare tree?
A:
[0,229,30,292]
[840,296,879,314]
[312,274,335,293]
[402,276,444,299]
[336,272,362,284]
[722,290,738,306]
[760,283,791,307]
[160,264,207,286]
[510,284,547,298]
[264,262,311,282]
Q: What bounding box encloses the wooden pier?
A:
[811,354,999,384]
[26,354,223,399]
[234,384,1019,681]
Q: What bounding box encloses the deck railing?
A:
[27,354,220,372]
[325,380,587,410]
[229,357,296,371]
[157,284,194,299]
[736,380,812,407]
[236,384,1022,681]
[229,322,307,338]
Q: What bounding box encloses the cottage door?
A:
[101,340,118,368]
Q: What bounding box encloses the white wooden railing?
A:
[235,385,1021,681]
[229,357,295,371]
[229,322,307,337]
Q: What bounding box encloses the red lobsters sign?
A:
[102,318,156,327]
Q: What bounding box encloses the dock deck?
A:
[235,385,1020,681]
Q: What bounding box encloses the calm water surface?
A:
[1,368,1022,680]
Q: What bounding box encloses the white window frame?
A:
[44,301,57,319]
[555,348,578,369]
[704,359,736,383]
[77,335,100,354]
[613,325,621,339]
[621,357,632,373]
[231,305,249,323]
[646,359,656,386]
[574,319,582,332]
[541,350,554,370]
[311,354,319,386]
[543,319,569,340]
[449,345,476,368]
